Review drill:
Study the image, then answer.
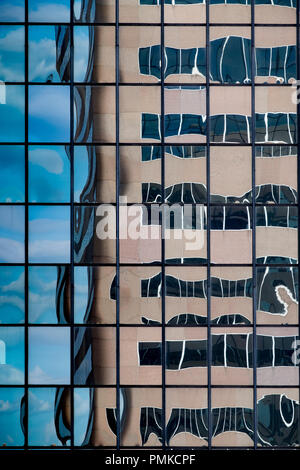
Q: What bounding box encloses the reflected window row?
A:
[0,24,297,85]
[0,204,297,263]
[0,326,298,386]
[0,86,296,144]
[0,0,298,24]
[0,387,299,447]
[0,265,298,325]
[1,145,297,205]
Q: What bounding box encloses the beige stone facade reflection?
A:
[72,0,300,448]
[212,388,253,446]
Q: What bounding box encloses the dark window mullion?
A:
[251,0,258,450]
[116,0,121,451]
[161,0,166,451]
[24,0,29,450]
[206,0,212,451]
[70,0,75,450]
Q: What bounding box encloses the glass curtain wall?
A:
[0,0,299,449]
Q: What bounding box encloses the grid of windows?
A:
[0,0,299,449]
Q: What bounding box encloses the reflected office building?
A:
[0,0,299,450]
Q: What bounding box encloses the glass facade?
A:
[0,0,299,451]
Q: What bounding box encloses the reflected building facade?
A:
[0,0,299,450]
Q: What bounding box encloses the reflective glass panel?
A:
[28,0,70,22]
[29,26,70,83]
[0,326,24,385]
[28,145,70,203]
[28,327,70,384]
[29,85,70,142]
[0,146,24,203]
[0,266,24,324]
[28,206,70,263]
[0,26,24,82]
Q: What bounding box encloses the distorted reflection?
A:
[28,86,70,142]
[0,26,24,82]
[0,327,24,385]
[29,26,70,83]
[0,266,24,324]
[0,85,25,143]
[28,327,70,384]
[29,266,71,324]
[29,206,70,263]
[28,387,71,446]
[29,145,70,203]
[0,1,24,22]
[28,0,70,22]
[0,146,24,202]
[0,206,24,263]
[0,388,24,446]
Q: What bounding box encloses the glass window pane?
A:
[257,266,298,325]
[255,27,296,84]
[211,388,253,447]
[74,86,115,143]
[120,388,162,446]
[74,145,115,203]
[255,0,296,24]
[29,26,70,83]
[255,87,296,144]
[0,266,24,324]
[0,388,24,446]
[75,0,115,23]
[0,206,25,263]
[120,86,159,143]
[0,26,24,82]
[210,87,251,143]
[210,1,251,23]
[0,1,25,22]
[256,146,297,204]
[29,85,70,142]
[210,27,251,84]
[120,267,161,324]
[211,326,253,386]
[0,85,25,143]
[165,146,206,202]
[211,205,252,264]
[165,267,207,325]
[74,388,116,446]
[29,206,70,263]
[164,27,206,83]
[257,388,299,447]
[74,26,115,83]
[120,26,160,83]
[29,145,70,203]
[74,266,115,324]
[28,387,71,446]
[29,327,70,384]
[211,267,252,325]
[211,146,251,203]
[74,327,116,385]
[29,266,71,324]
[0,326,24,385]
[29,0,70,22]
[165,87,206,144]
[0,146,24,203]
[74,205,116,264]
[166,388,207,447]
[257,327,299,386]
[120,326,161,385]
[119,0,159,23]
[256,206,298,262]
